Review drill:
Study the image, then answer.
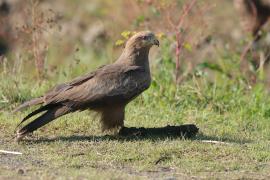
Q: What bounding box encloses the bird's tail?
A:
[15,106,71,141]
[13,97,43,112]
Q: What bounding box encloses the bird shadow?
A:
[23,124,198,143]
[22,124,252,144]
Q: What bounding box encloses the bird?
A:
[234,0,270,38]
[14,31,159,141]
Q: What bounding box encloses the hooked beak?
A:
[153,38,159,47]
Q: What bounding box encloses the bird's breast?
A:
[121,70,151,101]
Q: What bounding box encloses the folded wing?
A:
[42,64,147,110]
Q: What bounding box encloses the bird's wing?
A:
[68,65,106,86]
[43,64,148,109]
[43,65,106,104]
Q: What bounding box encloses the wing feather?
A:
[42,64,148,109]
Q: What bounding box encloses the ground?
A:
[1,80,270,179]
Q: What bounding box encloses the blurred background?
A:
[0,0,270,110]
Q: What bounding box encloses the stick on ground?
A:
[0,150,22,155]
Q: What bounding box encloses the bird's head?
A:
[125,31,159,50]
[118,31,159,66]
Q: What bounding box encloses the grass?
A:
[1,59,270,179]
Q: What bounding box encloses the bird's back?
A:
[40,63,151,110]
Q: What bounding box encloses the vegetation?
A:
[0,0,270,179]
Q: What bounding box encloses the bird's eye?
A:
[142,36,148,40]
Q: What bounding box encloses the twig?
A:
[176,0,197,30]
[200,140,232,145]
[240,39,254,63]
[0,150,23,155]
[171,0,197,83]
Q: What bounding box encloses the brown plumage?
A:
[234,0,270,37]
[15,31,159,141]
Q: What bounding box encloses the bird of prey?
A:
[14,31,159,141]
[234,0,270,38]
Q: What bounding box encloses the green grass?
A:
[1,64,270,179]
[1,26,270,179]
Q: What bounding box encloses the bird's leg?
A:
[100,105,125,132]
